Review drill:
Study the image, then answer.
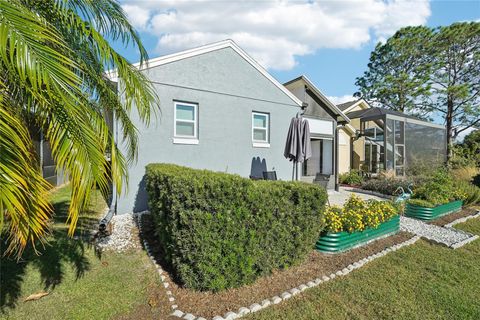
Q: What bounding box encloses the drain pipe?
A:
[99,191,117,234]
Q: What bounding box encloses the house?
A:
[337,99,447,176]
[108,40,304,214]
[283,76,350,190]
[336,99,370,174]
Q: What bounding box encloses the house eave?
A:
[284,75,351,123]
[105,39,303,107]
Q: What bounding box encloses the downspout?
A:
[39,130,44,177]
[99,193,117,234]
[334,125,339,191]
[98,81,119,234]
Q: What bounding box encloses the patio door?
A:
[364,141,384,174]
[303,138,333,177]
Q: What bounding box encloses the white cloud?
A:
[122,4,150,30]
[327,95,356,105]
[121,0,431,70]
[456,127,476,142]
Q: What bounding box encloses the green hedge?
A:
[146,163,327,291]
[361,178,413,196]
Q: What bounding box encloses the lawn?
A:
[0,185,163,320]
[2,186,479,320]
[248,216,480,320]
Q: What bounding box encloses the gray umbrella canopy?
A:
[284,116,312,180]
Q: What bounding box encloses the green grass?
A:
[1,185,159,320]
[248,217,480,320]
[2,186,480,320]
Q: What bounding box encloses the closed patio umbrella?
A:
[284,114,312,180]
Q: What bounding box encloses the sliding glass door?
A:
[303,138,333,177]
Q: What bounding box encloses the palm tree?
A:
[0,0,159,257]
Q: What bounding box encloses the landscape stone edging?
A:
[135,212,185,315]
[135,211,420,320]
[444,210,480,228]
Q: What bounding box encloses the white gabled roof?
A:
[105,39,303,107]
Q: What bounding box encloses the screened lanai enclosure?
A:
[346,108,447,176]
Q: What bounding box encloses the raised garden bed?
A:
[316,215,400,253]
[138,213,412,319]
[405,200,463,221]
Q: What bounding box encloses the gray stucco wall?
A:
[116,47,300,214]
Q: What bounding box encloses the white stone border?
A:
[135,212,185,316]
[136,211,421,320]
[446,210,480,249]
[444,210,480,228]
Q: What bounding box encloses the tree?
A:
[430,22,480,163]
[356,22,480,164]
[355,26,434,118]
[463,129,480,152]
[0,0,159,257]
[453,129,480,168]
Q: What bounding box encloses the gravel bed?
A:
[400,216,477,248]
[96,213,141,252]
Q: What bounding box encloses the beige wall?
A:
[352,136,365,171]
[338,129,351,174]
[338,102,368,172]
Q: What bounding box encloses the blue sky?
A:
[115,0,479,105]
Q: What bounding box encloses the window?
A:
[252,112,269,145]
[174,102,198,142]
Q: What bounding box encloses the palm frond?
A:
[0,0,159,255]
[0,84,52,257]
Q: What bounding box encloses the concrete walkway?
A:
[328,187,384,206]
[400,216,478,249]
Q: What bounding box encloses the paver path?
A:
[400,216,478,249]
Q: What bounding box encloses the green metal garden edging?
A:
[405,200,463,221]
[316,215,400,253]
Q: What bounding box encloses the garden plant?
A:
[146,164,327,291]
[323,195,399,233]
[339,170,364,186]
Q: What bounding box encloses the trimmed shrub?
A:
[146,163,327,291]
[361,178,413,196]
[339,170,364,185]
[323,195,398,233]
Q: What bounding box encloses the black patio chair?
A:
[262,171,277,181]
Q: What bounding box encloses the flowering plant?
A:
[323,195,398,233]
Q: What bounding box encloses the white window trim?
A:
[253,142,270,148]
[252,112,269,145]
[173,138,199,145]
[174,101,198,139]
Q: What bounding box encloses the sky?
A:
[114,0,479,136]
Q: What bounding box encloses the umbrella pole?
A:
[295,162,298,181]
[292,161,295,181]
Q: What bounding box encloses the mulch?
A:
[428,207,480,227]
[140,215,412,318]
